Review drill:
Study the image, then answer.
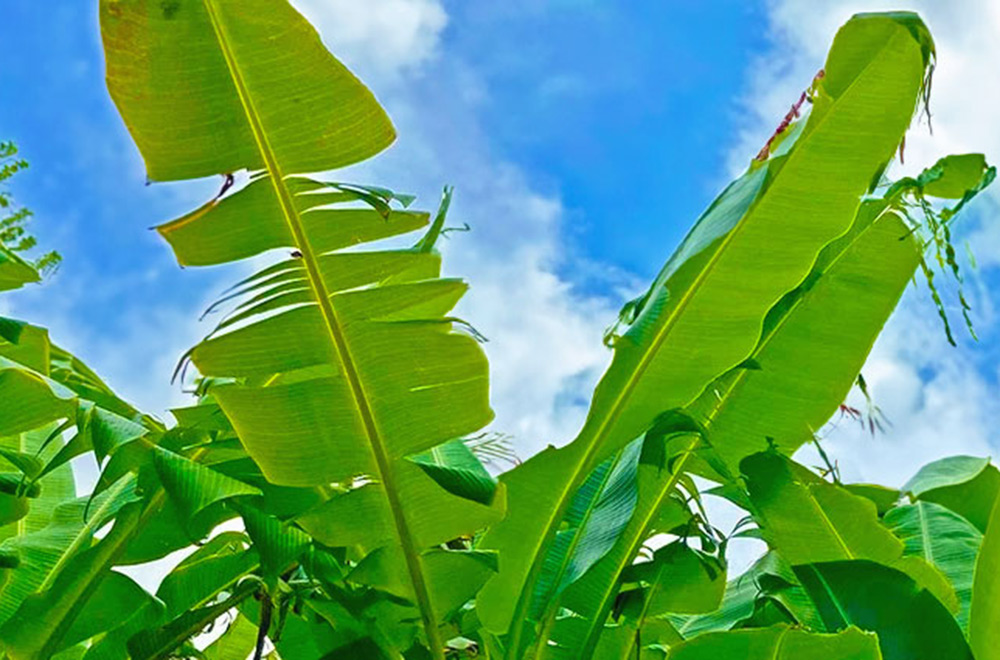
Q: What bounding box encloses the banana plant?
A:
[101,1,504,657]
[526,148,993,659]
[0,4,997,660]
[477,12,937,657]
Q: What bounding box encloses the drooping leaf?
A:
[0,499,146,659]
[155,531,258,617]
[0,245,40,292]
[407,439,497,507]
[742,452,958,613]
[0,359,76,438]
[884,500,982,630]
[902,455,1000,533]
[61,572,159,650]
[795,560,973,660]
[235,503,310,584]
[0,475,139,628]
[152,446,260,522]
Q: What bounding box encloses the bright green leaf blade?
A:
[101,0,395,181]
[202,614,258,660]
[61,572,158,650]
[0,426,76,543]
[539,197,921,657]
[0,475,139,628]
[0,500,145,660]
[153,446,260,520]
[407,439,498,507]
[920,154,990,198]
[155,531,258,617]
[156,176,430,267]
[667,625,882,660]
[235,503,310,582]
[544,424,699,659]
[687,205,919,470]
[0,361,76,437]
[0,245,41,292]
[795,560,973,660]
[844,484,901,516]
[623,543,726,618]
[126,578,259,660]
[885,501,982,630]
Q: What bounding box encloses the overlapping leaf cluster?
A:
[0,3,997,659]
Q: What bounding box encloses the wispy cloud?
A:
[293,0,448,80]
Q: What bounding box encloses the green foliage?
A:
[0,4,997,660]
[0,141,60,289]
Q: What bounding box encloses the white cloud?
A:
[292,0,448,79]
[731,1,1000,178]
[736,1,1000,484]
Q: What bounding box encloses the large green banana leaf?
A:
[101,2,499,656]
[684,149,995,470]
[476,13,932,649]
[532,176,935,657]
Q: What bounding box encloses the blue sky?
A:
[2,0,999,505]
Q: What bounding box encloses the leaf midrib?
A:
[199,2,442,657]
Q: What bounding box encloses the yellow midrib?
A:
[199,2,443,657]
